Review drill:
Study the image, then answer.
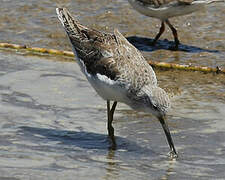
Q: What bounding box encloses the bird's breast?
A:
[87,73,130,102]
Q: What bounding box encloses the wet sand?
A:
[0,0,224,67]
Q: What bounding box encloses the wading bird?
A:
[128,0,224,49]
[56,8,177,157]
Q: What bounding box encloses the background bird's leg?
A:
[165,19,179,49]
[107,100,117,148]
[152,21,165,45]
[158,116,178,158]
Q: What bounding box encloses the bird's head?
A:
[139,85,177,157]
[133,85,171,118]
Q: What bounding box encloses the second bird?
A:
[128,0,223,49]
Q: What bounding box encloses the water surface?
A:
[0,0,225,179]
[0,50,225,179]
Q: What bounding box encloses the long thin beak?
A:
[158,116,178,158]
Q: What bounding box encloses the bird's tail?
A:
[56,8,88,39]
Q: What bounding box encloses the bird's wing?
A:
[56,8,120,80]
[112,29,158,90]
[56,8,157,91]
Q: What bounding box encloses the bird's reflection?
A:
[160,160,177,180]
[103,149,120,180]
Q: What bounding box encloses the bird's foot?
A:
[109,144,117,151]
[169,40,180,51]
[108,135,117,150]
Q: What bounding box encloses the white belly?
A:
[76,56,130,103]
[128,0,205,20]
[87,73,129,103]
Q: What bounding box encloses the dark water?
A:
[0,0,225,179]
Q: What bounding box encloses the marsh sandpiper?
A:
[128,0,223,49]
[56,8,177,157]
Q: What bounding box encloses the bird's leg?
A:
[165,19,179,50]
[158,116,178,158]
[151,21,165,45]
[107,100,117,149]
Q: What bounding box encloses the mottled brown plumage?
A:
[57,8,157,91]
[56,8,177,157]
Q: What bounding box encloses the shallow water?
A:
[0,0,225,180]
[0,50,225,179]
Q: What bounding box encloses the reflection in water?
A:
[160,160,176,180]
[103,150,119,180]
